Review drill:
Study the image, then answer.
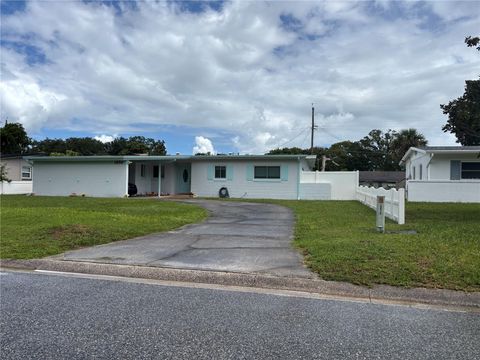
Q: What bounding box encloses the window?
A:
[254,166,280,179]
[461,162,480,179]
[215,166,226,179]
[419,164,423,180]
[161,165,165,178]
[21,166,32,180]
[140,164,146,177]
[153,165,159,178]
[412,166,416,180]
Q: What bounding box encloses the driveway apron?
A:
[62,200,313,278]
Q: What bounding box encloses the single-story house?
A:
[359,171,405,189]
[400,146,480,202]
[25,154,318,199]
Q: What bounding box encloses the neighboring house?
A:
[1,154,33,181]
[0,154,34,195]
[400,146,480,202]
[25,155,320,199]
[359,171,405,189]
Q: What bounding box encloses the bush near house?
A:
[0,196,206,259]
[271,200,480,291]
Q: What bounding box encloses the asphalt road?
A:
[1,271,479,360]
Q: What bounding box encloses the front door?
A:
[176,163,191,194]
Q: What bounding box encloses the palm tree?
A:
[391,128,428,166]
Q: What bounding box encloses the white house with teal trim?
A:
[25,154,321,200]
[400,146,480,202]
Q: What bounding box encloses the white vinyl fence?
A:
[299,171,358,200]
[407,180,480,203]
[356,185,405,224]
[0,181,33,195]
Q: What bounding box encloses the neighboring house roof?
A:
[359,171,405,183]
[400,146,480,164]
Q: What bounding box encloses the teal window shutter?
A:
[246,164,253,181]
[450,160,461,180]
[280,165,288,181]
[226,165,234,181]
[207,165,214,180]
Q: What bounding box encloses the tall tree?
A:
[0,122,31,154]
[441,79,480,145]
[390,128,428,165]
[441,36,480,145]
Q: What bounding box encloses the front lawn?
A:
[0,195,207,259]
[272,200,480,291]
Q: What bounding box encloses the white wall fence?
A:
[0,181,33,195]
[407,180,480,203]
[356,185,405,224]
[299,171,358,200]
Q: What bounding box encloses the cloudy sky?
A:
[1,0,479,154]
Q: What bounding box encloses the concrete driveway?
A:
[62,200,313,278]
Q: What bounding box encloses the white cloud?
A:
[0,0,479,153]
[193,136,216,154]
[94,134,117,143]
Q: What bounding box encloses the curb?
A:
[2,259,479,310]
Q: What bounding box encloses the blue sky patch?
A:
[0,0,26,15]
[1,40,48,66]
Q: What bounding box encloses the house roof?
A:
[24,154,316,163]
[399,146,480,164]
[359,171,405,183]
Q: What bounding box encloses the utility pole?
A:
[310,104,316,154]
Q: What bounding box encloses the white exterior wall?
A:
[191,160,299,199]
[405,151,430,180]
[407,180,480,202]
[300,171,358,200]
[0,181,32,194]
[429,153,479,180]
[32,161,128,197]
[406,152,479,181]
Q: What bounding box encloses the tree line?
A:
[268,128,427,171]
[0,122,166,156]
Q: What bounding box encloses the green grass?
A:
[0,195,207,259]
[265,200,480,291]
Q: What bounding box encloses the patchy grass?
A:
[275,200,480,291]
[217,198,480,291]
[0,195,207,259]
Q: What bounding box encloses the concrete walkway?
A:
[61,200,313,278]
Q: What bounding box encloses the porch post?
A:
[158,162,162,197]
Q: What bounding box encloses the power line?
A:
[273,127,310,149]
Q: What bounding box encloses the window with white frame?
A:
[419,164,423,180]
[254,166,280,179]
[140,164,146,177]
[461,162,480,179]
[215,166,226,179]
[21,166,32,180]
[412,166,416,180]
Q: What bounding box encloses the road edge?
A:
[1,259,479,310]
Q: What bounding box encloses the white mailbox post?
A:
[376,195,385,233]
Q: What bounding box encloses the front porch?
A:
[128,160,192,197]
